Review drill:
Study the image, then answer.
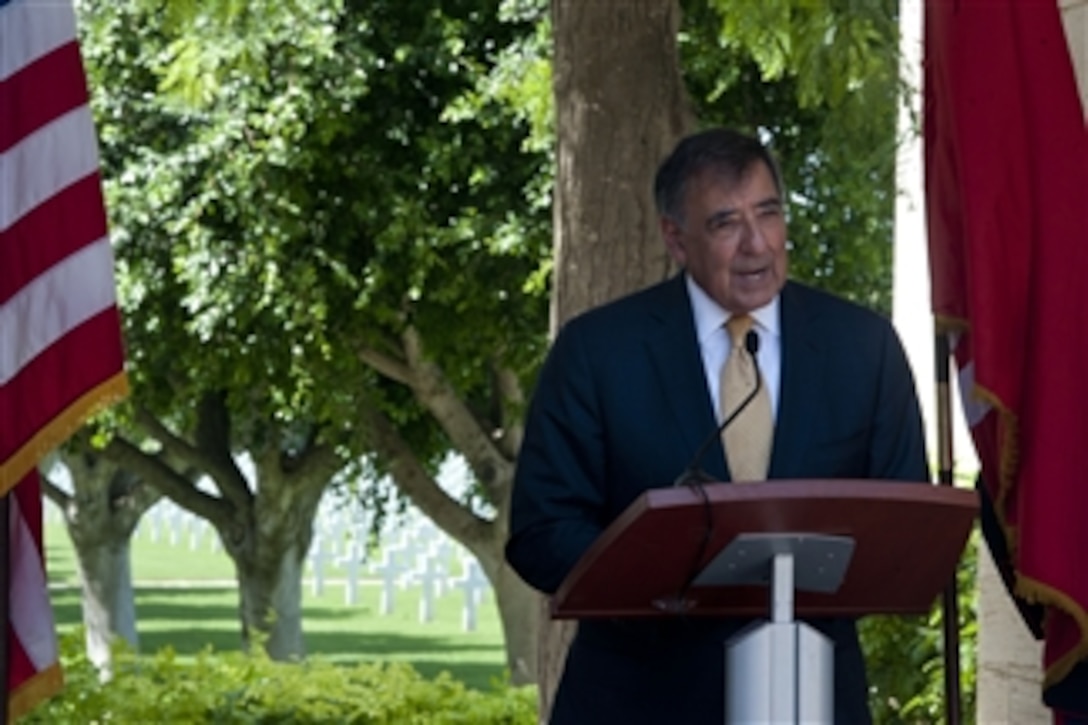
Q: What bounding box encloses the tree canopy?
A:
[78,0,551,669]
[83,0,552,473]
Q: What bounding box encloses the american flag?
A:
[1,0,129,718]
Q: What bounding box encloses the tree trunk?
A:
[550,0,693,331]
[73,538,138,675]
[480,552,539,685]
[545,0,694,718]
[214,453,328,661]
[45,449,160,675]
[235,540,307,659]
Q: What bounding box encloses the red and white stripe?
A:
[1,0,129,718]
[1,0,127,487]
[6,471,62,720]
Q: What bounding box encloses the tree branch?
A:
[39,472,71,510]
[287,441,344,491]
[119,478,164,517]
[401,325,513,504]
[135,404,252,509]
[102,435,229,526]
[492,362,525,461]
[366,407,490,548]
[358,345,414,386]
[194,391,255,506]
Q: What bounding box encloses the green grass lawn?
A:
[44,515,509,691]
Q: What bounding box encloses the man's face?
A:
[661,162,788,314]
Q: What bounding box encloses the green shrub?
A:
[20,632,537,724]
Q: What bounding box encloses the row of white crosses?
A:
[135,494,493,631]
[308,504,493,631]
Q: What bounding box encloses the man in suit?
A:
[506,128,928,724]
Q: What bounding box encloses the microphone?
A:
[673,329,763,487]
[655,328,764,613]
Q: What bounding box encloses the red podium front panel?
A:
[551,480,978,619]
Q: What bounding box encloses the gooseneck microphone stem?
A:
[673,329,764,487]
[661,328,764,613]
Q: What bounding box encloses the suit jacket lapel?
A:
[644,275,728,481]
[769,282,826,479]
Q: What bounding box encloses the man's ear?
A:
[660,217,687,266]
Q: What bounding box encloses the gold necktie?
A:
[720,315,773,482]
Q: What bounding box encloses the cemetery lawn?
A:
[43,520,509,692]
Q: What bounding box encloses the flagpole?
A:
[935,330,962,725]
[1,493,10,725]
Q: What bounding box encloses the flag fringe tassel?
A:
[971,379,1088,690]
[970,382,1019,538]
[0,371,128,494]
[934,313,968,335]
[1017,574,1088,689]
[7,662,63,722]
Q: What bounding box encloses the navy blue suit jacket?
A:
[507,275,928,724]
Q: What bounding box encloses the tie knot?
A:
[726,314,754,348]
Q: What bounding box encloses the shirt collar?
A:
[685,273,781,344]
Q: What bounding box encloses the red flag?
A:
[1,0,129,718]
[924,0,1088,714]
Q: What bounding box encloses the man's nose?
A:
[737,214,767,252]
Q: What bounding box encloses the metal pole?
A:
[1,493,10,725]
[935,331,962,725]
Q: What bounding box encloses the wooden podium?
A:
[549,479,979,723]
[552,479,978,619]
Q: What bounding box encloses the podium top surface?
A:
[551,479,978,619]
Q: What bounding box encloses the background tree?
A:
[40,444,161,675]
[78,0,550,679]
